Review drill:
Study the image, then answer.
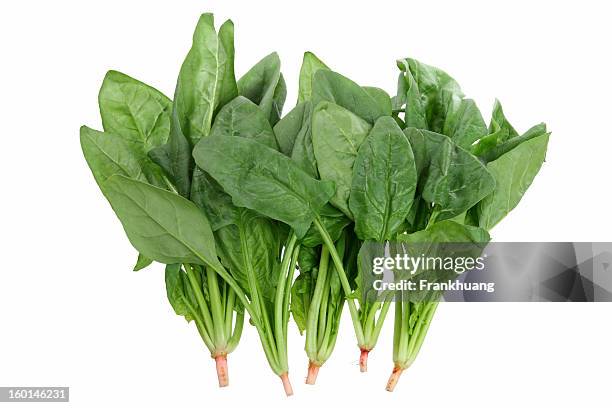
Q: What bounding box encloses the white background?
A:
[1,0,611,407]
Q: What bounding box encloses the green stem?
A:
[306,246,330,359]
[368,299,391,348]
[274,233,298,371]
[314,216,365,346]
[227,310,244,353]
[183,296,215,352]
[237,223,278,362]
[224,287,236,340]
[184,264,215,336]
[206,267,227,347]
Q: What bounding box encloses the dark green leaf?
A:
[477,133,549,229]
[210,96,278,150]
[101,175,222,269]
[312,101,372,216]
[405,128,495,220]
[489,99,518,139]
[215,209,280,307]
[165,264,195,321]
[193,135,335,238]
[291,272,313,334]
[290,102,319,177]
[312,70,389,124]
[237,52,284,126]
[401,58,464,133]
[273,102,308,156]
[190,167,237,231]
[174,14,237,144]
[301,204,351,247]
[350,117,417,241]
[442,99,487,149]
[479,123,548,163]
[363,87,393,116]
[148,108,193,197]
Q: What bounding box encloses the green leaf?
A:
[273,102,308,156]
[396,60,427,129]
[363,87,393,116]
[133,253,153,271]
[193,135,334,238]
[190,167,237,231]
[80,126,147,185]
[165,264,195,321]
[297,245,320,273]
[237,52,285,126]
[350,117,417,241]
[401,58,464,133]
[291,272,313,334]
[312,102,372,216]
[210,96,278,150]
[101,175,222,269]
[477,133,549,230]
[312,70,390,124]
[215,210,280,307]
[98,70,172,151]
[479,123,548,163]
[148,109,193,197]
[290,102,319,177]
[298,52,329,103]
[405,128,496,220]
[174,14,237,144]
[301,204,351,247]
[442,99,487,149]
[397,219,490,244]
[489,99,518,139]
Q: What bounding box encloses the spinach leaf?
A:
[350,117,417,241]
[133,254,153,271]
[396,59,427,129]
[174,15,237,145]
[363,87,393,116]
[193,135,335,238]
[101,174,222,268]
[489,99,518,139]
[479,123,548,163]
[210,96,278,150]
[300,204,350,247]
[80,126,149,185]
[98,70,172,152]
[298,51,329,103]
[237,52,286,126]
[291,272,313,334]
[312,101,372,216]
[312,70,390,124]
[215,209,280,308]
[148,108,193,197]
[273,102,308,156]
[165,263,196,321]
[477,133,549,229]
[400,58,463,133]
[442,98,487,149]
[290,102,319,177]
[190,167,237,231]
[404,128,495,220]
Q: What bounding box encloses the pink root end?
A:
[215,355,229,387]
[305,362,320,385]
[359,349,370,373]
[280,373,294,396]
[385,365,404,392]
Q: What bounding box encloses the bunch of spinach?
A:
[81,12,550,394]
